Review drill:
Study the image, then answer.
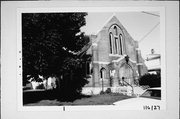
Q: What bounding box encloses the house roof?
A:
[76,42,92,57]
[146,54,160,61]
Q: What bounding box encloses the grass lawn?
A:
[24,93,132,106]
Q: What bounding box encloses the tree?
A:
[22,13,90,98]
[139,73,161,87]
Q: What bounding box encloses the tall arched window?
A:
[86,61,91,75]
[116,37,120,54]
[114,37,118,54]
[109,33,113,54]
[109,25,124,55]
[119,34,123,55]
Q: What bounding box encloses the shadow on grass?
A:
[23,89,133,106]
[23,89,91,105]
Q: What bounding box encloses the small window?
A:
[114,26,118,35]
[100,68,106,79]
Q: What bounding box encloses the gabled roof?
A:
[91,14,124,45]
[95,14,122,35]
[78,14,137,57]
[93,14,136,47]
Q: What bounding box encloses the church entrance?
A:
[119,64,134,85]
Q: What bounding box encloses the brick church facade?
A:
[82,15,148,90]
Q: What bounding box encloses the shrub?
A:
[36,83,45,89]
[139,73,161,88]
[100,91,105,95]
[105,88,111,94]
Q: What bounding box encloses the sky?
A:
[80,12,160,59]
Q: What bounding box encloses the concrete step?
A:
[133,86,146,97]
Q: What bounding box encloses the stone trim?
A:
[136,63,143,65]
[109,54,122,57]
[129,59,137,64]
[93,61,110,65]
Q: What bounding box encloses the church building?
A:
[80,15,148,94]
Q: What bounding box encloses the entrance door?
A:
[119,64,134,85]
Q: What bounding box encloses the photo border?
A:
[1,1,179,119]
[17,6,166,111]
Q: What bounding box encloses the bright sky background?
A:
[81,12,160,59]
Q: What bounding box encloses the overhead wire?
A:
[138,22,160,43]
[138,11,160,43]
[141,11,160,17]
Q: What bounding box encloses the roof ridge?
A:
[76,41,92,56]
[94,13,119,35]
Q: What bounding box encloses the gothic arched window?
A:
[109,25,124,55]
[109,32,113,54]
[100,67,106,79]
[114,37,118,54]
[119,34,123,55]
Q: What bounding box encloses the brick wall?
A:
[87,15,147,88]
